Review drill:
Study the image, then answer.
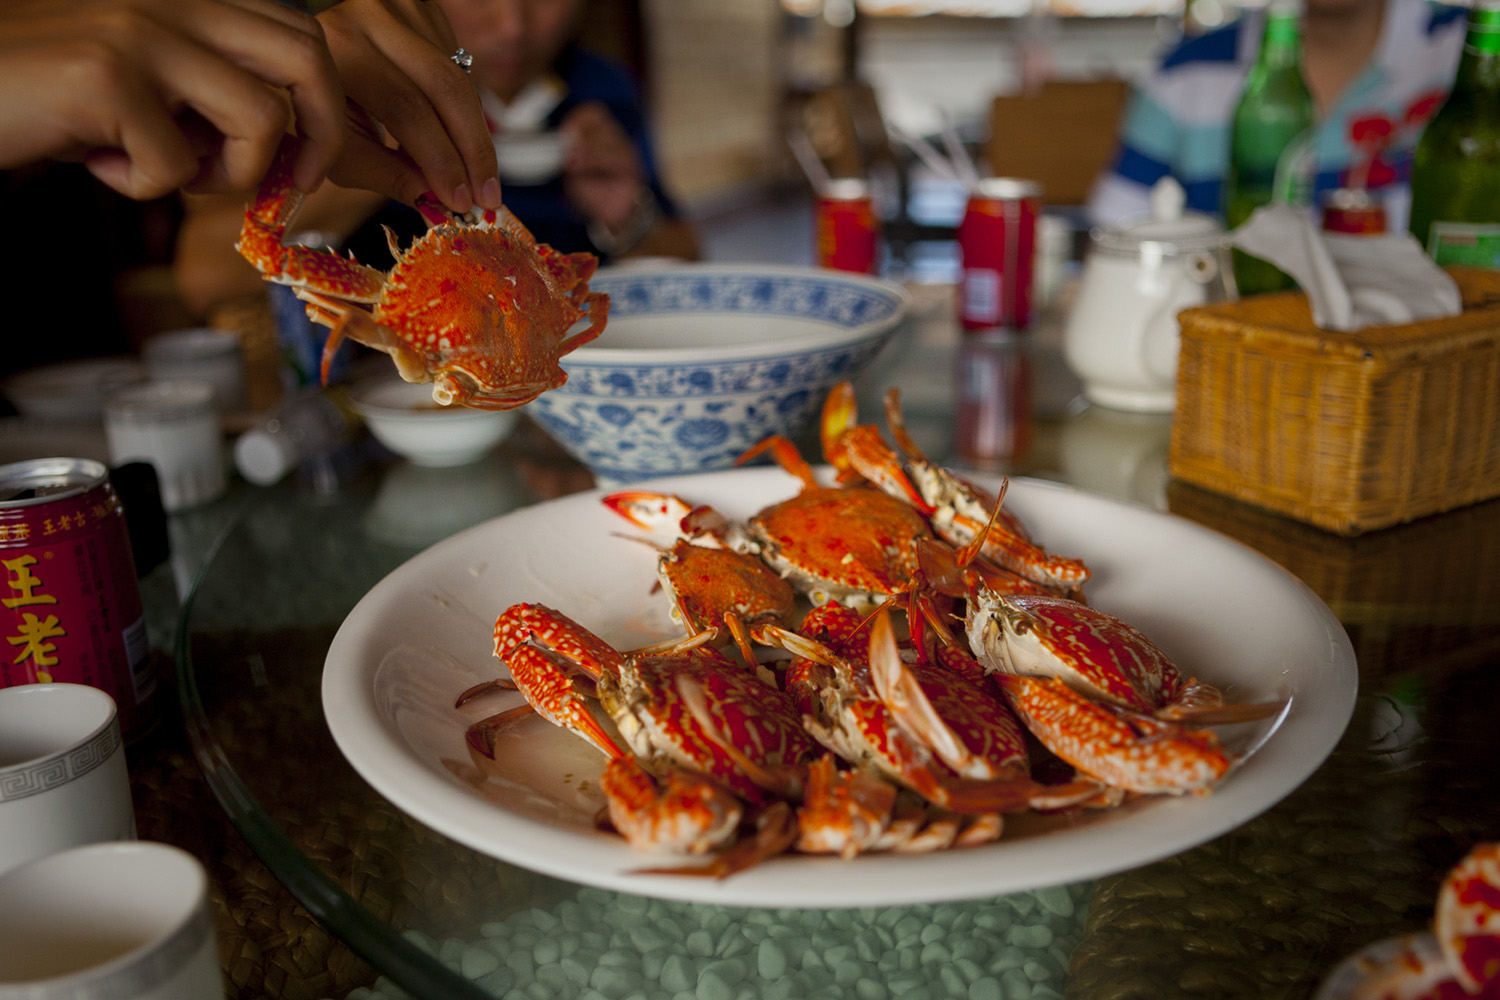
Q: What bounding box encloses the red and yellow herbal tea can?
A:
[816,178,880,275]
[957,177,1041,333]
[1321,188,1387,235]
[0,458,156,740]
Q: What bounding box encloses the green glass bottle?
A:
[1223,3,1316,295]
[1408,2,1500,267]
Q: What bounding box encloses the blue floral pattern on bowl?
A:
[602,271,902,327]
[526,268,908,484]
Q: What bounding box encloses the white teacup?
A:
[0,683,136,878]
[0,842,223,1000]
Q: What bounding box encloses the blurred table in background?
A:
[121,278,1500,1000]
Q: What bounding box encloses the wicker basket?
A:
[1168,267,1500,535]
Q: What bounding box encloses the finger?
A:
[329,131,434,208]
[136,31,301,191]
[158,0,343,189]
[321,1,496,210]
[81,76,201,199]
[195,0,326,40]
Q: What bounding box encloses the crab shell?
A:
[786,606,1033,811]
[237,144,607,411]
[966,592,1183,713]
[1435,842,1500,993]
[745,487,934,611]
[599,645,815,805]
[655,538,797,642]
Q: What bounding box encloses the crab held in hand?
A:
[236,143,608,410]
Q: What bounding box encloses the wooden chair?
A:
[787,80,899,183]
[985,78,1131,206]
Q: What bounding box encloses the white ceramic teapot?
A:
[1063,179,1234,413]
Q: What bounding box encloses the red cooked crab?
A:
[236,143,607,410]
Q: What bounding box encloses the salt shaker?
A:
[233,389,350,487]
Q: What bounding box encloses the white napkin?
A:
[1229,204,1462,331]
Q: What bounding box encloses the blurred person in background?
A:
[1085,0,1466,232]
[0,0,497,383]
[174,0,699,320]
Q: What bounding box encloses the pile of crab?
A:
[457,383,1281,878]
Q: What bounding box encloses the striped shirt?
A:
[1086,0,1467,231]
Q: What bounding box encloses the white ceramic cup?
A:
[0,683,136,878]
[0,842,223,1000]
[104,381,226,512]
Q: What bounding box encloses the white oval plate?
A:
[322,468,1357,908]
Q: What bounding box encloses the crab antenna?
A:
[956,478,1011,569]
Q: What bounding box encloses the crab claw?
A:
[994,674,1234,796]
[492,603,630,759]
[821,382,935,515]
[602,491,696,531]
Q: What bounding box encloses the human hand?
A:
[0,0,344,200]
[317,0,499,213]
[560,101,646,232]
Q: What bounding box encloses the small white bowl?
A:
[526,264,910,484]
[2,358,145,423]
[350,379,518,468]
[496,131,570,184]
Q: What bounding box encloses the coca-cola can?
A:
[817,178,880,275]
[957,177,1041,332]
[0,458,156,740]
[954,333,1031,468]
[1320,188,1386,235]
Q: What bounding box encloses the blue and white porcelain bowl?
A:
[528,264,910,484]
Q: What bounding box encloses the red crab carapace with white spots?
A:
[236,143,608,410]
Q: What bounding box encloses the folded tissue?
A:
[1229,204,1462,331]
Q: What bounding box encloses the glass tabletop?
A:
[170,283,1500,1000]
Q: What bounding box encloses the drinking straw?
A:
[888,123,967,189]
[938,109,983,191]
[786,130,833,194]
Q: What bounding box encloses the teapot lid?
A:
[1093,177,1226,255]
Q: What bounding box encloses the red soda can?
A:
[1320,188,1386,235]
[1,458,155,740]
[957,177,1041,332]
[817,178,880,275]
[955,333,1031,468]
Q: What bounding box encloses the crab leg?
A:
[993,674,1234,796]
[598,756,745,857]
[235,145,386,303]
[737,434,822,491]
[865,608,1026,782]
[875,385,1090,591]
[632,801,800,879]
[763,613,1040,816]
[821,382,935,513]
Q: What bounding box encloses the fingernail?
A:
[453,182,473,212]
[480,177,502,208]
